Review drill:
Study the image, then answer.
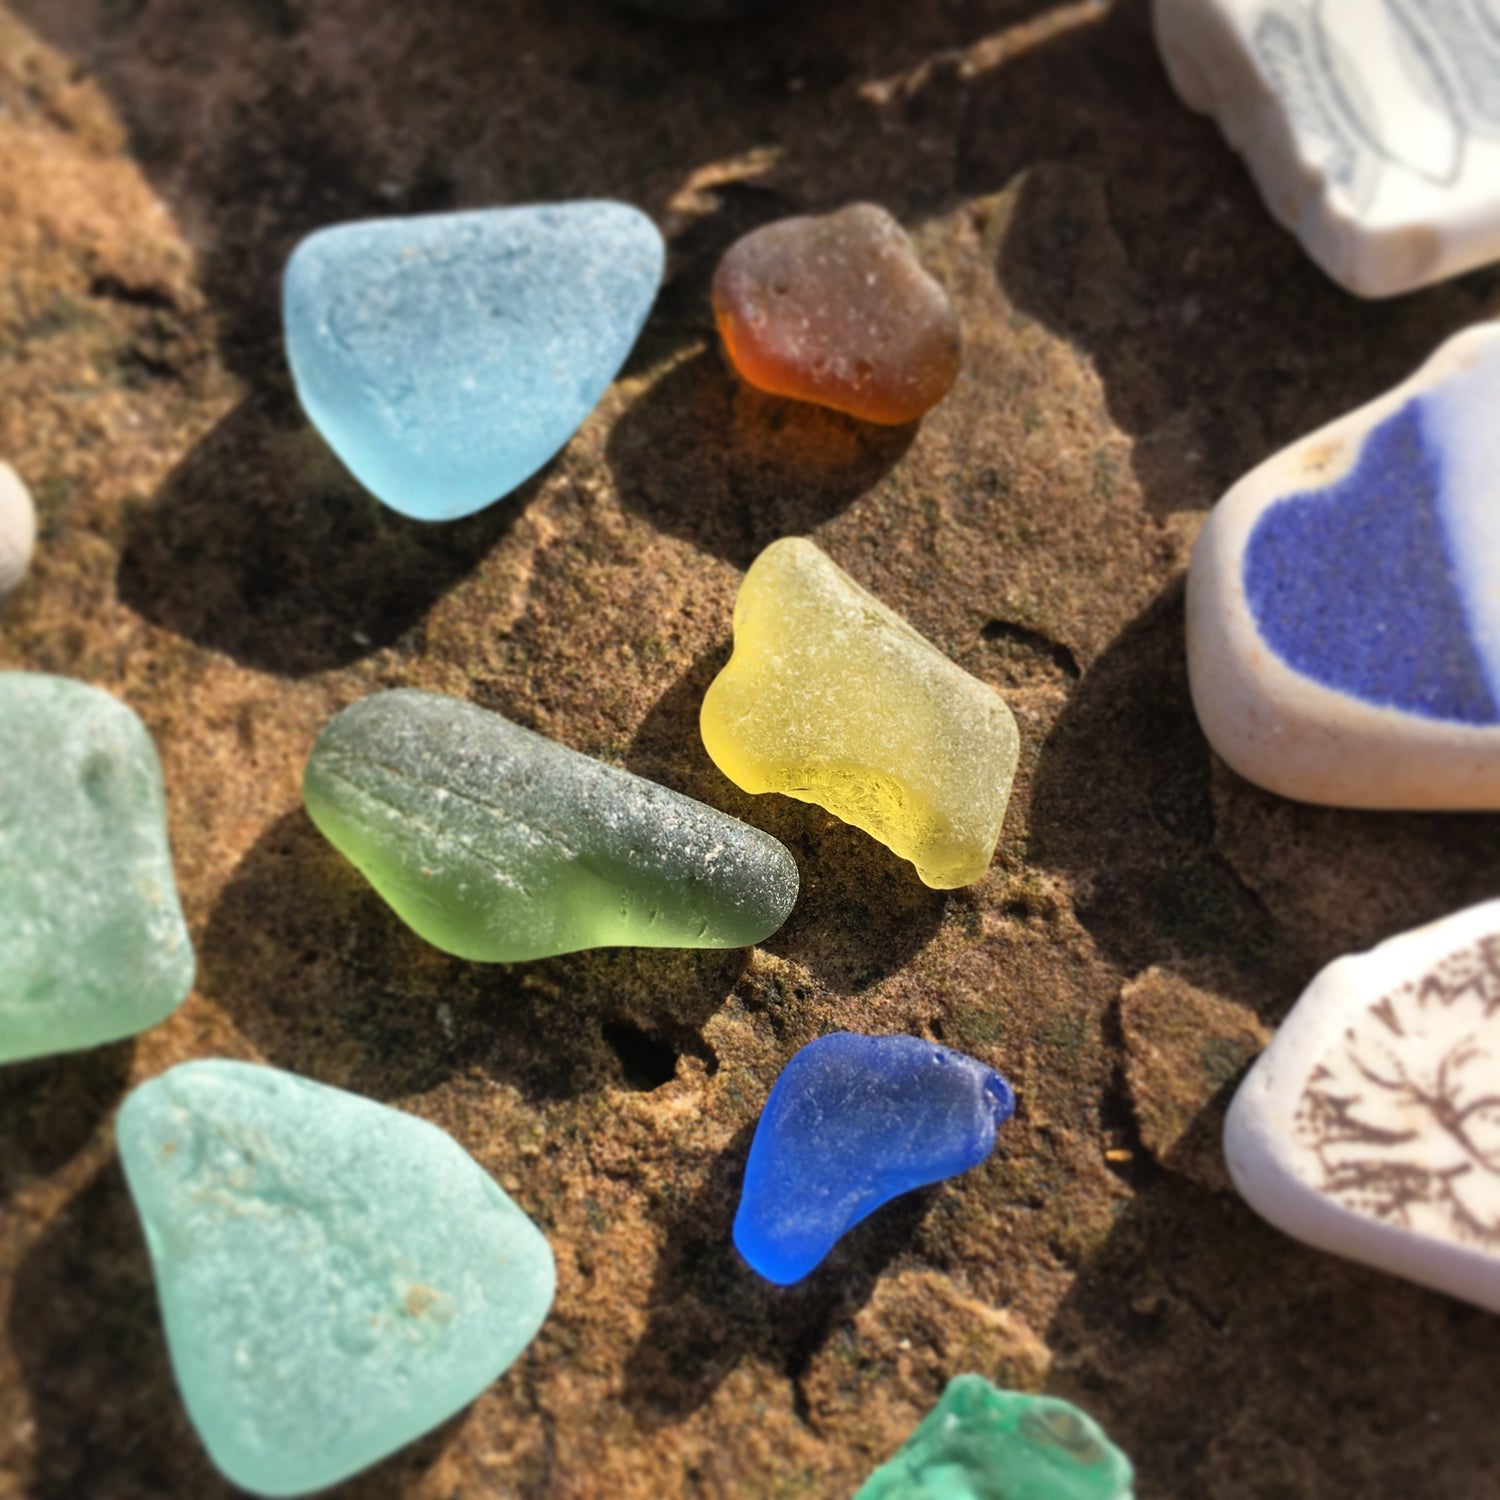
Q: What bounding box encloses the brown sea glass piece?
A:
[712,203,961,426]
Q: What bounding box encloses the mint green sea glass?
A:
[303,689,799,962]
[117,1060,556,1498]
[855,1376,1135,1500]
[0,673,193,1064]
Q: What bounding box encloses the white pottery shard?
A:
[0,463,35,601]
[1187,322,1500,809]
[1153,0,1500,295]
[1226,898,1500,1311]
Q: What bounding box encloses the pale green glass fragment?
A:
[855,1375,1135,1500]
[303,689,799,962]
[0,672,193,1064]
[117,1059,556,1498]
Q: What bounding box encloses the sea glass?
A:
[700,537,1019,888]
[304,689,799,962]
[118,1059,555,1497]
[733,1033,1015,1284]
[0,673,193,1064]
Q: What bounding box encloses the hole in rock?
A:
[981,619,1081,680]
[603,1021,680,1091]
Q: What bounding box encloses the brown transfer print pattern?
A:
[1295,934,1500,1248]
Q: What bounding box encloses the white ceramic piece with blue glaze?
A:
[1226,898,1500,1312]
[1154,0,1500,296]
[1187,322,1500,807]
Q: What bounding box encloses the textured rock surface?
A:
[304,689,798,961]
[3,2,1500,1497]
[0,673,194,1064]
[118,1059,555,1496]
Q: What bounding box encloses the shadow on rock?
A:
[977,0,1500,519]
[626,645,946,992]
[116,395,522,677]
[9,1160,232,1500]
[621,1117,936,1426]
[1026,579,1284,1010]
[0,1039,133,1200]
[608,346,918,570]
[8,1159,481,1500]
[198,808,750,1102]
[1043,1150,1500,1496]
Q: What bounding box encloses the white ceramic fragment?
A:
[0,462,35,601]
[1153,0,1500,296]
[1226,899,1500,1312]
[1187,321,1500,808]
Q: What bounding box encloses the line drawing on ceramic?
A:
[1294,935,1500,1249]
[1250,0,1500,209]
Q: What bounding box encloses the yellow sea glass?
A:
[700,538,1019,889]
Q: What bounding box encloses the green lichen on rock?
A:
[0,672,194,1064]
[855,1375,1134,1500]
[303,689,799,962]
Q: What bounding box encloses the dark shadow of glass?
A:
[115,394,524,677]
[1024,579,1286,1011]
[0,1039,133,1202]
[197,807,751,1103]
[606,346,919,570]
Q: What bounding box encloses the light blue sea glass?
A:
[117,1060,556,1498]
[283,201,664,521]
[733,1032,1015,1284]
[0,672,193,1064]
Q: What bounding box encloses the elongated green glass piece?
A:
[303,690,799,962]
[0,672,193,1064]
[856,1375,1135,1500]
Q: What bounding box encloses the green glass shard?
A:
[117,1059,556,1498]
[0,673,193,1064]
[855,1375,1135,1500]
[303,689,799,962]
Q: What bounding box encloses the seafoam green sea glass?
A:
[303,690,799,962]
[855,1375,1135,1500]
[0,673,193,1064]
[118,1060,556,1498]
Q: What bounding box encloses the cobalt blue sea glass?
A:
[283,202,664,522]
[1243,340,1500,724]
[733,1032,1015,1285]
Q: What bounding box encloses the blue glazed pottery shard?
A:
[733,1032,1015,1285]
[283,202,664,522]
[117,1060,556,1498]
[1187,322,1500,808]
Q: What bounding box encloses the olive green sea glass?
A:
[303,690,799,962]
[118,1059,555,1498]
[0,673,194,1064]
[855,1375,1135,1500]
